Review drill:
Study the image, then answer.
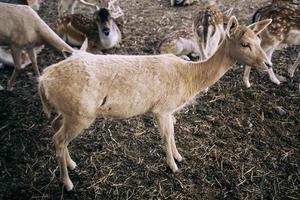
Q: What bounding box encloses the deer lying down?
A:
[0,3,74,90]
[58,0,124,32]
[170,0,198,6]
[39,16,272,191]
[158,5,232,61]
[243,1,300,88]
[58,0,100,16]
[57,8,121,51]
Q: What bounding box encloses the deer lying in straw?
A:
[0,3,74,90]
[170,0,198,6]
[243,1,300,88]
[58,0,124,31]
[57,1,122,51]
[159,5,232,61]
[39,16,272,191]
[58,0,99,16]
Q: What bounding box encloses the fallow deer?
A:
[0,3,74,90]
[58,0,99,16]
[170,0,198,6]
[58,0,124,32]
[57,8,121,51]
[158,5,232,61]
[243,1,300,88]
[39,16,272,191]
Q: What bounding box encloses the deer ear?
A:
[223,7,233,17]
[248,19,272,35]
[226,16,239,38]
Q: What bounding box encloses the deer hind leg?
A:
[288,52,300,78]
[52,114,76,170]
[53,114,94,191]
[27,48,40,80]
[7,47,22,91]
[156,114,179,173]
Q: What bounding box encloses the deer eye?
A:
[241,42,250,48]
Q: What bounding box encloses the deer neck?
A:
[182,38,236,95]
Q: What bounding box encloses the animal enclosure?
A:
[0,0,299,199]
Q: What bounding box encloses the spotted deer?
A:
[243,1,300,88]
[0,3,74,90]
[170,0,198,6]
[58,0,99,16]
[58,0,124,31]
[39,16,272,191]
[158,5,232,61]
[57,6,121,52]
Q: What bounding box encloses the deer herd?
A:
[0,0,299,192]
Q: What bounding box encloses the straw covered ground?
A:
[0,0,299,199]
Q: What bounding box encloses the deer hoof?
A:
[64,179,74,192]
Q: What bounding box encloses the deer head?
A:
[94,8,113,36]
[226,16,272,71]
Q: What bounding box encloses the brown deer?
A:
[158,5,232,61]
[39,16,272,191]
[0,3,74,90]
[58,0,124,31]
[170,0,198,6]
[243,1,300,88]
[57,7,121,52]
[58,0,99,16]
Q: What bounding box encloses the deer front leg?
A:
[288,52,300,78]
[267,67,281,85]
[7,48,22,91]
[156,113,179,173]
[264,48,281,85]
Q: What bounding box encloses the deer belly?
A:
[97,97,153,119]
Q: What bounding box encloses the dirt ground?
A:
[0,0,299,199]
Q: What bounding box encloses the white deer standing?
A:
[39,17,272,191]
